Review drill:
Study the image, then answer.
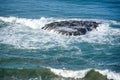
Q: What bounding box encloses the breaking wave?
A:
[0,16,120,50]
[1,68,120,80]
[50,68,120,80]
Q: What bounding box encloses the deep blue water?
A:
[0,0,120,80]
[0,0,120,20]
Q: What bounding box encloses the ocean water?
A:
[0,0,120,80]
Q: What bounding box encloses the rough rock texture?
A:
[42,20,100,36]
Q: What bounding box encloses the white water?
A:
[50,68,90,79]
[0,16,120,50]
[50,68,120,80]
[0,17,120,80]
[95,69,120,80]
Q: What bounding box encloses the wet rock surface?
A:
[42,20,100,36]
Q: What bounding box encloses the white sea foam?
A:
[95,69,120,80]
[0,16,120,50]
[50,68,90,79]
[0,16,52,29]
[0,17,120,80]
[50,68,120,80]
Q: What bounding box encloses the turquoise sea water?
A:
[0,0,120,80]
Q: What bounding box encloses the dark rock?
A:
[42,20,100,36]
[83,70,108,80]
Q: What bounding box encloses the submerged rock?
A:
[0,68,58,80]
[42,20,100,36]
[0,69,108,80]
[83,70,108,80]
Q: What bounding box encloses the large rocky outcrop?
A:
[42,20,100,36]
